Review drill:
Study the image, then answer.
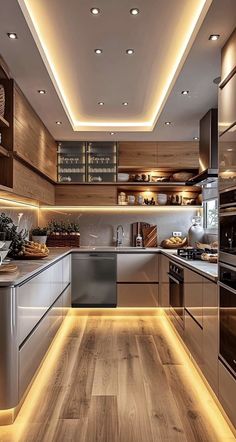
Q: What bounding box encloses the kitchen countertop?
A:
[0,246,218,286]
[161,249,218,282]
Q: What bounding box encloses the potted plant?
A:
[31,226,48,244]
[47,220,80,247]
[0,213,16,249]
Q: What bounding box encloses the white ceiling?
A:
[0,0,235,141]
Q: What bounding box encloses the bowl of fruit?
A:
[161,236,187,249]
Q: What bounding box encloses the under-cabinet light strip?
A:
[0,198,39,209]
[40,205,203,212]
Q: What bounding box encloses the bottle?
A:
[188,216,204,247]
[136,232,143,248]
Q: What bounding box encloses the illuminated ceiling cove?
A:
[18,0,212,132]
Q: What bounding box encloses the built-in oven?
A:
[219,209,236,266]
[168,262,184,328]
[219,263,236,377]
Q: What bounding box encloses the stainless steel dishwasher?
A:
[72,253,117,307]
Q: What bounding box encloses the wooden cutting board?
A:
[0,264,18,273]
[131,222,151,246]
[142,226,158,247]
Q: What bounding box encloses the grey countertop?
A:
[0,246,218,286]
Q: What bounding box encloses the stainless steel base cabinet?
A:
[72,253,117,307]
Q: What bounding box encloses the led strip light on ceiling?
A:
[18,0,212,132]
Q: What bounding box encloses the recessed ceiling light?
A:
[227,148,233,152]
[110,132,115,135]
[90,7,100,15]
[181,90,189,95]
[94,48,103,54]
[98,102,104,106]
[122,102,128,106]
[56,121,62,125]
[165,121,171,125]
[126,49,134,55]
[38,89,46,94]
[130,8,139,15]
[7,32,17,39]
[209,34,220,41]
[193,137,199,140]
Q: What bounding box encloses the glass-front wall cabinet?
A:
[58,141,117,183]
[58,141,86,183]
[87,142,117,183]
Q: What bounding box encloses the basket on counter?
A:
[46,233,80,247]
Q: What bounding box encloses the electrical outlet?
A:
[172,231,182,237]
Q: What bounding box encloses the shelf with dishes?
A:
[117,187,201,207]
[117,169,197,184]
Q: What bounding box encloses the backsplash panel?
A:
[39,208,200,246]
[0,200,39,238]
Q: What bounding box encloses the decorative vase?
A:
[0,84,5,117]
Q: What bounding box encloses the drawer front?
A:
[62,285,71,316]
[184,269,203,326]
[17,267,52,345]
[117,254,158,282]
[159,282,169,308]
[18,293,64,399]
[160,255,169,283]
[202,280,218,394]
[48,295,63,340]
[19,313,51,398]
[117,283,158,307]
[185,309,203,367]
[219,361,236,428]
[17,262,63,345]
[50,260,63,301]
[62,255,71,289]
[219,73,236,135]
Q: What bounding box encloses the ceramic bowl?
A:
[156,194,168,205]
[118,173,129,182]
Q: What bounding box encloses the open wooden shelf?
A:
[0,145,10,158]
[0,115,10,128]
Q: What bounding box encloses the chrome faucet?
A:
[116,225,124,247]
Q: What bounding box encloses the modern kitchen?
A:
[0,1,235,441]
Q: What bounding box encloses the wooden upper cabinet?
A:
[118,142,158,168]
[156,142,199,169]
[13,84,57,182]
[118,141,199,169]
[55,184,116,206]
[221,27,236,83]
[13,159,55,205]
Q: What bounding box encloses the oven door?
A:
[220,211,236,266]
[168,272,184,327]
[219,264,236,376]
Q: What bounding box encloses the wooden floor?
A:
[0,312,235,442]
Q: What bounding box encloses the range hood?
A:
[187,108,218,185]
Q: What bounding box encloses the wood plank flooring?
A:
[0,312,235,442]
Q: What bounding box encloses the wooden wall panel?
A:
[14,85,57,181]
[13,159,55,205]
[55,185,117,206]
[118,141,199,169]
